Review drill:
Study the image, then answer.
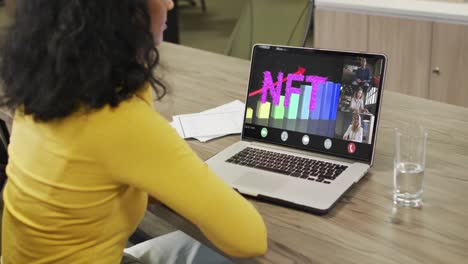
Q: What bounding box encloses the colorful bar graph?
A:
[329,83,341,120]
[246,107,253,119]
[319,81,334,120]
[327,120,336,138]
[299,85,312,119]
[256,100,271,119]
[285,119,297,130]
[271,95,285,119]
[251,80,341,130]
[286,93,300,119]
[310,83,324,120]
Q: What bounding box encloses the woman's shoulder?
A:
[83,91,160,138]
[78,94,169,156]
[96,86,153,117]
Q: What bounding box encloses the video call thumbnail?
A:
[245,49,383,145]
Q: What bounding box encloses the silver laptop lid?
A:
[241,44,387,165]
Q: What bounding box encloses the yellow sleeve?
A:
[92,97,268,257]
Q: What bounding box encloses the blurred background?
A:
[175,0,468,109]
[172,0,468,109]
[176,0,246,54]
[2,0,467,109]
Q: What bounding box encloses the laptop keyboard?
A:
[225,147,348,184]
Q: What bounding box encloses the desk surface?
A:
[152,42,468,263]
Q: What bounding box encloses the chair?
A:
[225,0,314,60]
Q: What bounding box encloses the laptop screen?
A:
[242,45,386,163]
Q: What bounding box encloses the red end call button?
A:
[347,143,356,154]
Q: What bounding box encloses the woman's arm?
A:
[358,99,365,112]
[92,98,267,258]
[343,125,351,140]
[356,128,363,143]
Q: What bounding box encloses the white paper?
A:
[178,110,244,138]
[170,116,185,138]
[170,100,245,142]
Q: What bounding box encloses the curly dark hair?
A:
[0,0,166,121]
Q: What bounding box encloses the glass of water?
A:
[393,126,428,207]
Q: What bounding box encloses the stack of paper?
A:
[170,100,245,142]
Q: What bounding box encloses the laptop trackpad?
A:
[232,173,284,196]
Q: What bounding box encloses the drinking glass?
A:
[393,126,428,207]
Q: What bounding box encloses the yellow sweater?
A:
[1,85,267,263]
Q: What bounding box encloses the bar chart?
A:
[247,81,342,137]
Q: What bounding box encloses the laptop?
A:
[207,44,387,214]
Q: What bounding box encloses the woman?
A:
[343,114,363,143]
[0,0,267,263]
[349,87,369,114]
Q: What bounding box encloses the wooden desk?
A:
[151,42,468,263]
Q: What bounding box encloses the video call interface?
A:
[242,45,385,161]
